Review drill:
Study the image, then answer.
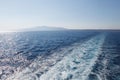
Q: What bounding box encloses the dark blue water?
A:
[88,31,120,80]
[0,31,98,60]
[0,30,120,80]
[0,30,98,79]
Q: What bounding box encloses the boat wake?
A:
[7,34,106,80]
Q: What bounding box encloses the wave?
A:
[7,34,106,80]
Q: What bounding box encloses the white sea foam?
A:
[7,34,106,80]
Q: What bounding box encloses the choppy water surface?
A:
[0,30,120,80]
[88,31,120,80]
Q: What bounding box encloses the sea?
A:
[0,30,120,80]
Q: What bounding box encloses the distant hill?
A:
[21,26,67,31]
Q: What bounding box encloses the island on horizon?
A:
[19,26,68,32]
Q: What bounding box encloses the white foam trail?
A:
[40,34,106,80]
[7,34,106,80]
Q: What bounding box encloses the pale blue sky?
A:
[0,0,120,31]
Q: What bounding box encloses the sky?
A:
[0,0,120,31]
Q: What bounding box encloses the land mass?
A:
[20,26,67,31]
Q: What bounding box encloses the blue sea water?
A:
[0,30,97,60]
[0,30,120,80]
[88,31,120,80]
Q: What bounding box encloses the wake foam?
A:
[7,34,106,80]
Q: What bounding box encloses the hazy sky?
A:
[0,0,120,31]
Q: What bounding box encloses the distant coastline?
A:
[18,26,120,32]
[20,26,68,32]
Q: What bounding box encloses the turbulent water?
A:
[0,30,120,80]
